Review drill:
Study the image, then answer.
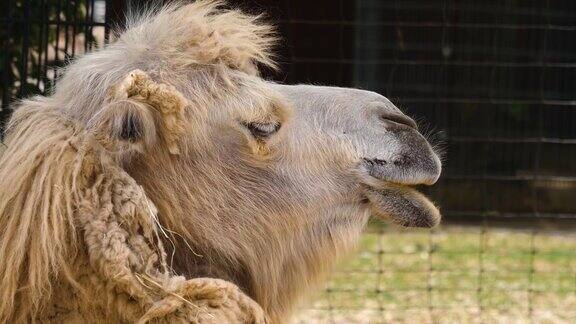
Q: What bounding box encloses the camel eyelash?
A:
[241,121,281,138]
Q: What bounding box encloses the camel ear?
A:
[88,98,158,154]
[89,70,187,155]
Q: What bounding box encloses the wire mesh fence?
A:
[294,223,576,323]
[1,0,576,322]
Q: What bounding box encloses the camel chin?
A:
[364,184,441,228]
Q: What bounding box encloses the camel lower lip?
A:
[363,184,441,228]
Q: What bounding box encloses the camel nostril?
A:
[364,158,387,166]
[381,113,418,130]
[374,158,387,165]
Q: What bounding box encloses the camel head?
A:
[1,2,441,322]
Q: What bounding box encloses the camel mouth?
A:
[362,183,441,228]
[358,153,441,228]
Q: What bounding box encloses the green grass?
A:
[295,224,576,323]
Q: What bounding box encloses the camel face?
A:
[183,80,442,237]
[158,80,441,237]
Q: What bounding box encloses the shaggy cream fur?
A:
[0,71,265,323]
[0,71,266,323]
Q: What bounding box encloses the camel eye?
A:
[241,121,280,138]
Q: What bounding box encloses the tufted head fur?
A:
[0,1,441,323]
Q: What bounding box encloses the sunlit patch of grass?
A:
[295,224,576,323]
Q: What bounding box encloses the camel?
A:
[0,1,441,323]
